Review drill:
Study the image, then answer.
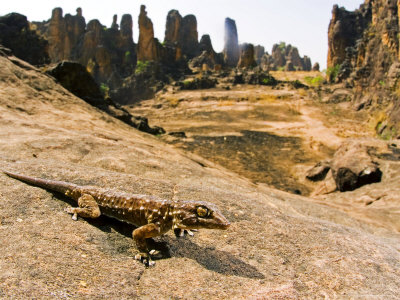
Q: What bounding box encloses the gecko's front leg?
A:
[65,194,101,220]
[132,223,162,267]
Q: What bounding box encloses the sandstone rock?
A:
[311,170,337,196]
[46,60,103,105]
[271,44,286,70]
[254,45,265,64]
[324,89,353,103]
[312,62,320,71]
[46,60,164,135]
[0,13,49,65]
[180,15,199,58]
[164,10,200,61]
[302,55,312,71]
[306,160,331,181]
[177,76,217,90]
[331,139,382,192]
[237,43,257,68]
[223,18,239,67]
[138,5,159,61]
[285,60,295,71]
[164,10,182,46]
[47,7,86,62]
[327,4,371,68]
[260,53,272,71]
[111,14,118,30]
[287,47,303,70]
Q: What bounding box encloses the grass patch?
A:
[304,75,325,87]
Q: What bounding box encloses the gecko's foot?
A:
[135,253,155,267]
[64,207,78,221]
[174,228,198,238]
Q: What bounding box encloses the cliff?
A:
[327,0,400,138]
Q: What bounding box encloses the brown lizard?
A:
[3,170,230,266]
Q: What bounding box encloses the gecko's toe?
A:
[135,253,155,267]
[149,249,160,255]
[174,228,197,238]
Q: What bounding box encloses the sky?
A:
[1,1,363,69]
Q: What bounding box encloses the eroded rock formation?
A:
[138,5,158,61]
[237,43,257,68]
[262,43,312,71]
[223,18,239,67]
[0,13,49,65]
[327,0,400,138]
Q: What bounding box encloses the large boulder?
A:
[46,61,164,135]
[330,140,382,192]
[0,13,49,65]
[223,18,239,67]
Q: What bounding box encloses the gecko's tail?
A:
[2,170,76,194]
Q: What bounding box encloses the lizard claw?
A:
[64,207,78,221]
[174,228,197,238]
[135,253,157,267]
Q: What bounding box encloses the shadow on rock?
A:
[166,236,265,279]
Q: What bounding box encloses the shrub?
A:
[135,60,150,74]
[100,83,109,97]
[326,64,340,82]
[304,75,325,87]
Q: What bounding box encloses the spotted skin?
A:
[2,170,230,265]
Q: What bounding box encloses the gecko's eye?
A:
[196,206,210,218]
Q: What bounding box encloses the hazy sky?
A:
[1,1,362,69]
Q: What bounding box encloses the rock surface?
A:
[1,44,400,299]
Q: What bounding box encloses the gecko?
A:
[2,170,230,266]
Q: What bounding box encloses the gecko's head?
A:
[172,201,230,230]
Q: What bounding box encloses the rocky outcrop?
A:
[327,0,400,137]
[254,45,265,64]
[164,10,181,46]
[223,18,239,67]
[47,7,86,62]
[265,43,312,71]
[164,10,199,60]
[180,15,199,58]
[34,7,136,98]
[312,62,320,71]
[0,13,49,65]
[137,5,159,62]
[237,43,257,68]
[46,60,164,135]
[327,3,371,69]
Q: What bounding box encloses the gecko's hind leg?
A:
[65,194,101,220]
